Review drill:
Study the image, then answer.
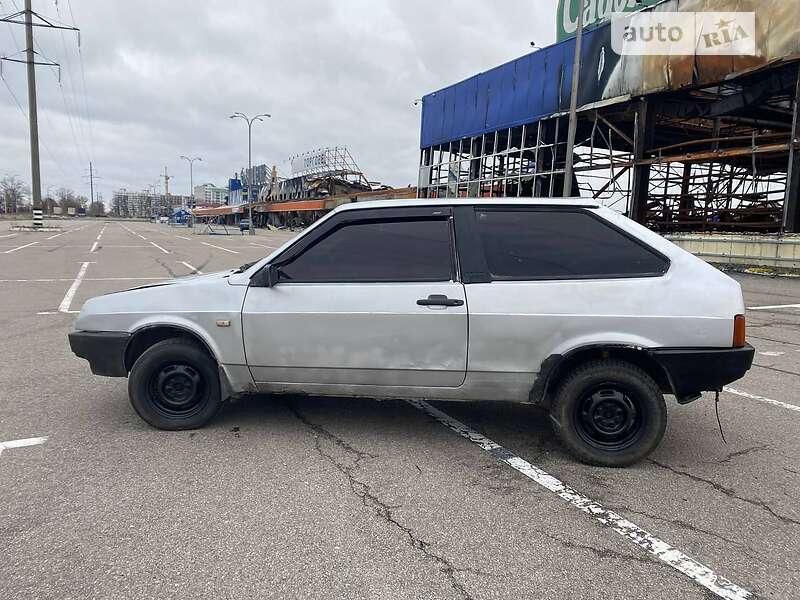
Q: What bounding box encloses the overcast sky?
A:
[1,0,557,204]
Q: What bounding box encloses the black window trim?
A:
[251,206,459,286]
[456,205,671,283]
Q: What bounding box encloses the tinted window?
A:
[279,218,453,283]
[475,210,668,280]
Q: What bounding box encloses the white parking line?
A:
[724,387,800,413]
[89,241,99,253]
[176,235,191,241]
[120,224,148,241]
[249,242,277,249]
[201,241,239,254]
[0,233,18,239]
[748,304,800,311]
[149,241,170,254]
[3,241,39,254]
[58,262,91,313]
[46,231,66,240]
[409,400,752,600]
[179,261,203,274]
[0,436,47,456]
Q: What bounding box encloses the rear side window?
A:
[474,209,668,280]
[279,218,453,283]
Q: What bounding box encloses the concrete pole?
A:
[89,162,94,205]
[24,0,42,211]
[562,0,584,198]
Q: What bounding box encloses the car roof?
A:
[334,197,599,213]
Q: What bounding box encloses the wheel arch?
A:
[124,323,219,373]
[530,344,676,407]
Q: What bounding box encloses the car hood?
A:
[74,268,248,333]
[124,269,236,292]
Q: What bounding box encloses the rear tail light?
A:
[733,314,746,348]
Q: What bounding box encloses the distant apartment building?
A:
[192,183,227,207]
[111,190,190,218]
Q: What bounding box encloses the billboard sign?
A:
[557,0,661,41]
[290,149,331,176]
[422,0,800,149]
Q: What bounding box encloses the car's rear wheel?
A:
[549,360,667,467]
[128,338,222,430]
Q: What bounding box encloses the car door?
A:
[241,206,468,391]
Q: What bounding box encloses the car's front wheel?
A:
[128,338,222,430]
[549,360,667,467]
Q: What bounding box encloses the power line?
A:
[65,0,93,156]
[1,69,26,116]
[13,0,87,170]
[53,0,90,164]
[1,71,70,179]
[0,0,22,51]
[4,0,82,176]
[0,0,82,207]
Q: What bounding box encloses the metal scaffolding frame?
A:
[419,63,800,233]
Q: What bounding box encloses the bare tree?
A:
[1,176,30,214]
[88,200,105,217]
[55,187,77,209]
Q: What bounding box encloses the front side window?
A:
[278,218,453,283]
[475,209,668,280]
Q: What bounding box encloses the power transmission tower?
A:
[1,0,80,211]
[82,161,101,205]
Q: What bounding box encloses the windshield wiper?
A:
[235,261,257,274]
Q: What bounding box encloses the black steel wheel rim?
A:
[149,363,206,418]
[575,384,644,452]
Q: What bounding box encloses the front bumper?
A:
[650,344,755,402]
[68,331,131,377]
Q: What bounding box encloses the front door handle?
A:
[417,294,464,307]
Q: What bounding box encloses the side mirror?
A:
[266,264,280,288]
[251,264,280,288]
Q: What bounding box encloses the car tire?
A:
[549,360,667,467]
[128,338,222,430]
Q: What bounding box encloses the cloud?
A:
[0,0,555,204]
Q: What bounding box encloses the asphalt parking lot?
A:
[1,219,799,600]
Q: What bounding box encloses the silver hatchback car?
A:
[69,199,754,466]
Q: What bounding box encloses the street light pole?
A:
[180,156,202,208]
[562,0,585,198]
[230,112,271,235]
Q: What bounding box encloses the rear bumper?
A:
[68,331,130,377]
[650,344,755,402]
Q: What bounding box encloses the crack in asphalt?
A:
[747,320,800,331]
[751,363,800,379]
[610,504,742,548]
[606,503,794,576]
[708,445,772,465]
[537,530,653,567]
[747,334,800,348]
[649,460,800,528]
[285,401,492,600]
